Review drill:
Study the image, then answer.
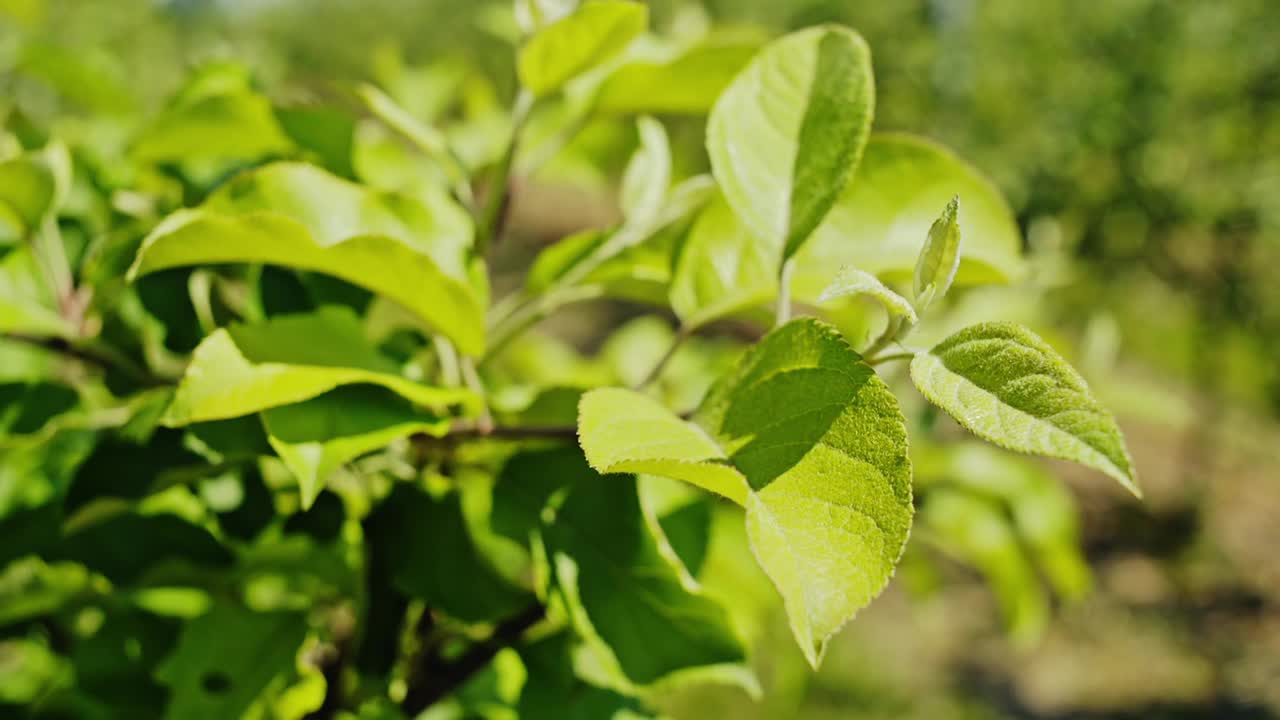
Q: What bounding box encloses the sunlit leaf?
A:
[162,308,476,425]
[518,0,648,96]
[910,322,1139,496]
[132,63,293,165]
[708,25,874,259]
[579,319,912,666]
[669,192,777,329]
[0,248,73,337]
[129,162,486,354]
[595,40,759,115]
[817,265,917,327]
[0,142,69,239]
[619,116,670,225]
[579,388,749,505]
[795,133,1022,298]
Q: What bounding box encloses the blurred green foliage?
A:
[2,0,1279,718]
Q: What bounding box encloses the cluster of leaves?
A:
[0,1,1139,717]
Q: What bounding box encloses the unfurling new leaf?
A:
[913,196,961,310]
[818,266,917,327]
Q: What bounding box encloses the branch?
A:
[400,603,545,716]
[3,333,169,387]
[632,326,690,391]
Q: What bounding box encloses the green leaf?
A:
[578,388,749,505]
[0,247,74,337]
[544,472,751,689]
[155,604,308,720]
[57,513,234,586]
[0,142,69,239]
[619,116,670,225]
[368,484,533,623]
[669,192,777,329]
[910,322,1140,496]
[132,63,293,166]
[129,162,486,355]
[579,319,912,666]
[357,83,470,188]
[70,607,180,716]
[163,308,476,425]
[913,196,961,310]
[794,133,1022,298]
[517,0,648,97]
[514,0,579,33]
[275,105,357,179]
[933,443,1091,600]
[707,25,874,259]
[523,174,714,308]
[594,39,759,116]
[516,633,653,720]
[491,446,596,546]
[656,495,714,579]
[919,489,1048,643]
[817,266,917,327]
[261,385,451,508]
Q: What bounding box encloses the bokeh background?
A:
[3,0,1279,718]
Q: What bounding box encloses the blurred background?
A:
[2,0,1279,718]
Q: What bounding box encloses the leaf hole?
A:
[201,671,232,695]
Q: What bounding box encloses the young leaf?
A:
[707,25,874,259]
[669,192,777,330]
[163,308,476,426]
[517,0,648,97]
[578,388,749,505]
[129,162,486,355]
[520,175,715,315]
[579,319,912,667]
[594,39,759,116]
[544,473,751,689]
[913,196,961,310]
[817,266,917,327]
[619,116,671,225]
[261,386,451,508]
[794,133,1021,298]
[910,322,1140,496]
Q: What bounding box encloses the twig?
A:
[633,326,690,390]
[3,333,168,387]
[399,603,545,716]
[476,91,534,256]
[776,258,795,326]
[866,350,918,366]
